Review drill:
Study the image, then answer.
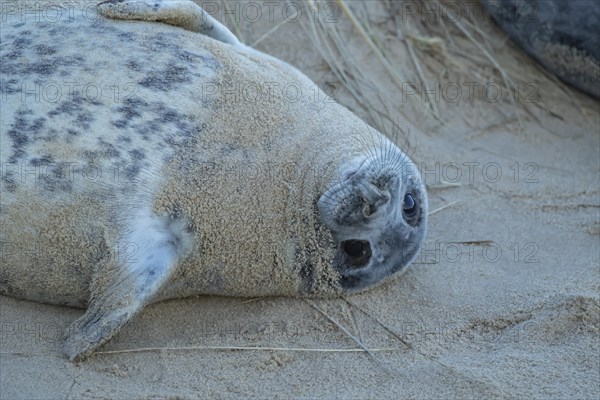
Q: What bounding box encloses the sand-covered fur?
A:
[0,0,426,360]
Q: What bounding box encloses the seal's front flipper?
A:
[97,0,240,45]
[64,283,142,361]
[63,210,187,361]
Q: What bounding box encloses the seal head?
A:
[317,143,427,293]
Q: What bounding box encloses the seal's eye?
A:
[342,240,372,267]
[402,193,419,224]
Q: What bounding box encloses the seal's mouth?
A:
[340,239,372,268]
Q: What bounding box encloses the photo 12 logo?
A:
[414,240,540,265]
[404,161,540,185]
[402,81,540,104]
[1,80,139,104]
[0,1,105,23]
[396,1,542,25]
[197,1,341,24]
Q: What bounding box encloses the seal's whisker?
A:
[352,126,375,165]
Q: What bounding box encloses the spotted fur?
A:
[0,0,427,360]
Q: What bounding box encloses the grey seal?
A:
[0,0,427,360]
[481,0,600,98]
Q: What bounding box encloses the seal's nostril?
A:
[358,182,390,218]
[359,182,383,203]
[362,199,372,217]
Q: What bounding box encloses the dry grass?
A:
[291,0,586,141]
[94,345,403,355]
[207,0,588,143]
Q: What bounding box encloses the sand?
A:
[1,1,599,399]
